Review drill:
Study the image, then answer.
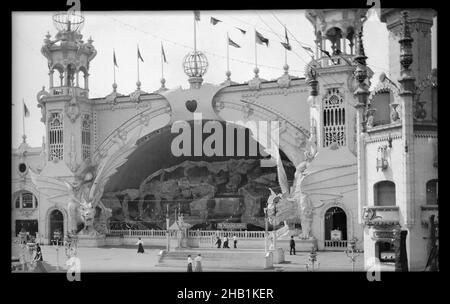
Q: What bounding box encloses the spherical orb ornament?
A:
[53,12,85,32]
[183,51,209,78]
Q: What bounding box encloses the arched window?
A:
[374,181,396,206]
[14,191,38,209]
[49,112,63,161]
[323,88,346,147]
[426,179,438,205]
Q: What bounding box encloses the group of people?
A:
[186,254,202,272]
[215,235,237,249]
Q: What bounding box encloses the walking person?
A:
[233,235,237,248]
[215,236,222,248]
[187,255,193,272]
[194,254,203,272]
[223,235,229,248]
[290,236,296,255]
[136,237,145,253]
[33,243,47,272]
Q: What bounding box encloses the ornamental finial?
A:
[353,28,367,67]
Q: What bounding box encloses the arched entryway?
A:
[324,206,347,249]
[49,209,64,242]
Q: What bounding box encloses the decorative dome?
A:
[183,51,208,78]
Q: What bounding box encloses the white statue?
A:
[30,126,143,236]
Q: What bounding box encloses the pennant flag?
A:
[255,30,269,47]
[161,43,167,63]
[302,45,315,56]
[228,37,241,48]
[194,11,200,21]
[137,46,144,62]
[236,27,246,35]
[280,26,291,51]
[210,17,222,25]
[320,48,332,59]
[23,101,30,118]
[113,50,118,67]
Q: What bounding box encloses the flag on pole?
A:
[302,45,315,56]
[113,50,118,67]
[255,30,269,47]
[194,11,200,21]
[319,48,332,59]
[236,27,246,35]
[23,101,30,117]
[280,26,291,51]
[228,37,241,48]
[161,43,167,63]
[137,46,144,62]
[210,17,221,25]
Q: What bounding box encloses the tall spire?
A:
[398,11,415,93]
[352,28,370,132]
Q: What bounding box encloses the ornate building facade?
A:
[11,9,437,270]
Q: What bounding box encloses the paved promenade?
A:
[16,244,393,273]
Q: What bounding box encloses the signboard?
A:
[330,229,342,241]
[217,222,247,230]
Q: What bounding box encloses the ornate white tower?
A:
[37,11,97,175]
[305,9,371,156]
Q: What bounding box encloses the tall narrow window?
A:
[49,112,63,161]
[81,114,91,160]
[426,179,438,205]
[323,88,346,147]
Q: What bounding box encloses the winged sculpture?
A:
[30,127,143,237]
[243,119,322,239]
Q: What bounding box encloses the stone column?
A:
[49,70,54,89]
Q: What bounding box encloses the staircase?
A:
[157,248,271,270]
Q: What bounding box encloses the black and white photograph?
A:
[10,0,439,290]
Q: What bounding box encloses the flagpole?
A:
[226,32,230,72]
[113,50,116,85]
[22,98,25,140]
[137,45,140,83]
[161,42,164,80]
[254,28,258,69]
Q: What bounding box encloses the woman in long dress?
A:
[194,254,203,272]
[136,237,144,253]
[33,244,47,272]
[187,255,193,272]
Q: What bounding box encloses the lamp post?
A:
[166,204,170,252]
[52,231,62,271]
[345,238,362,272]
[306,248,318,272]
[264,207,268,254]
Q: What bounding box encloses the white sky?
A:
[11,10,437,148]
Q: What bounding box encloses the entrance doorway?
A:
[324,207,347,249]
[49,209,64,242]
[15,220,38,238]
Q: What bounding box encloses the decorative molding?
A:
[365,133,402,144]
[65,96,81,123]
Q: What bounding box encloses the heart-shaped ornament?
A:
[185,99,198,113]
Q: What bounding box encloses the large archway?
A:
[48,209,64,242]
[324,206,347,248]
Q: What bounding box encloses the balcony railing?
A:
[324,240,348,250]
[316,54,354,68]
[50,86,89,98]
[362,206,400,226]
[107,229,266,239]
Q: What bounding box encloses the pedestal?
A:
[295,239,318,252]
[271,247,285,263]
[264,251,274,269]
[77,234,106,247]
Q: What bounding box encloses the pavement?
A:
[13,245,394,273]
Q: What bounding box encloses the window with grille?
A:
[49,112,63,160]
[14,191,38,209]
[323,88,346,147]
[81,114,91,160]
